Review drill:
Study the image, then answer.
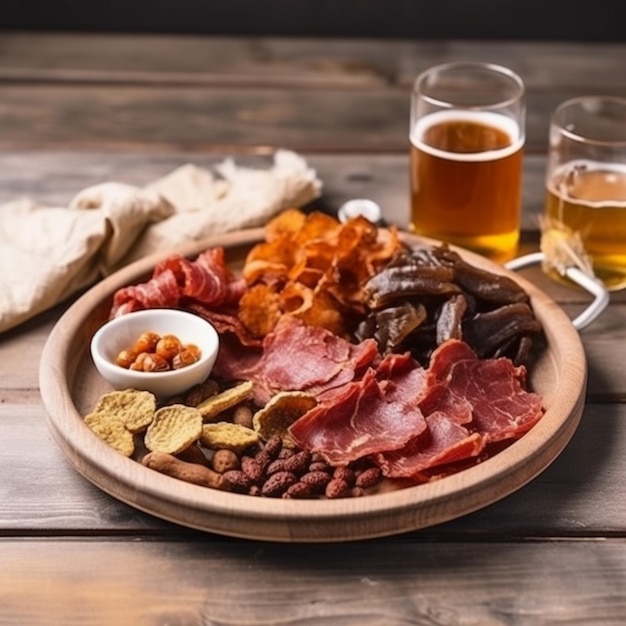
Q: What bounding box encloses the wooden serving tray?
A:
[39,228,587,542]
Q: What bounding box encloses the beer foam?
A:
[410,110,523,162]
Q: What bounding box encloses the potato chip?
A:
[279,281,313,316]
[239,208,403,341]
[238,284,282,338]
[243,238,303,283]
[196,380,254,421]
[294,211,342,246]
[92,389,156,434]
[200,422,260,454]
[252,391,317,447]
[144,404,203,454]
[84,412,135,457]
[265,208,308,242]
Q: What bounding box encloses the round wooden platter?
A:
[39,228,587,543]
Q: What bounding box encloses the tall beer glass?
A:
[410,62,525,261]
[543,96,626,291]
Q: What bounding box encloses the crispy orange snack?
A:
[239,283,282,338]
[265,208,308,242]
[239,209,403,339]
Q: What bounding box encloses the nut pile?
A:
[115,331,201,372]
[84,377,383,499]
[213,434,382,499]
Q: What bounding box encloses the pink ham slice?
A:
[239,316,380,406]
[290,355,429,465]
[110,267,180,317]
[376,339,543,478]
[110,247,245,318]
[376,411,485,477]
[424,339,544,443]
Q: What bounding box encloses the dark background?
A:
[0,0,623,41]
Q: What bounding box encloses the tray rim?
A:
[39,228,587,542]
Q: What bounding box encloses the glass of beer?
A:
[410,62,525,261]
[543,96,626,291]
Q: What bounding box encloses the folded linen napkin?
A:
[0,150,322,334]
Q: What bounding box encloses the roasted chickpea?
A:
[141,353,170,372]
[117,331,200,372]
[132,331,160,354]
[156,334,183,361]
[115,348,138,369]
[172,347,201,369]
[184,343,201,360]
[129,352,150,371]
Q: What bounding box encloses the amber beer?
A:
[410,109,524,260]
[544,160,626,290]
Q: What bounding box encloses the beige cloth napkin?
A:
[0,150,322,334]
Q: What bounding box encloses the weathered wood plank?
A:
[0,151,546,228]
[1,34,624,92]
[1,402,624,534]
[3,83,626,153]
[2,36,624,153]
[2,539,626,625]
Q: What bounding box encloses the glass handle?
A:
[505,252,610,331]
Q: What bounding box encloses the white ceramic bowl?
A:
[90,308,219,399]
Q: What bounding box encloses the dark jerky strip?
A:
[432,246,529,305]
[464,303,543,359]
[364,264,459,309]
[357,302,427,354]
[436,294,468,345]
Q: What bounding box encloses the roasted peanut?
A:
[232,404,254,429]
[262,435,283,459]
[241,456,264,483]
[222,470,253,493]
[283,482,312,499]
[300,470,332,493]
[211,449,240,473]
[355,467,382,489]
[333,466,356,487]
[117,332,200,371]
[261,471,297,497]
[325,477,351,499]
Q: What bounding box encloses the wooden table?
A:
[1,33,626,623]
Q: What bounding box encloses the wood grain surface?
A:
[2,32,626,623]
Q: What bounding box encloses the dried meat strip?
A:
[376,412,485,477]
[110,268,180,317]
[373,339,543,478]
[290,363,429,466]
[426,340,543,443]
[110,247,244,318]
[229,316,380,406]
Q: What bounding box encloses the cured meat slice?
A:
[110,247,245,318]
[376,412,485,477]
[187,303,262,348]
[210,331,263,383]
[290,366,428,465]
[242,316,379,405]
[425,339,543,442]
[110,268,180,317]
[373,339,542,477]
